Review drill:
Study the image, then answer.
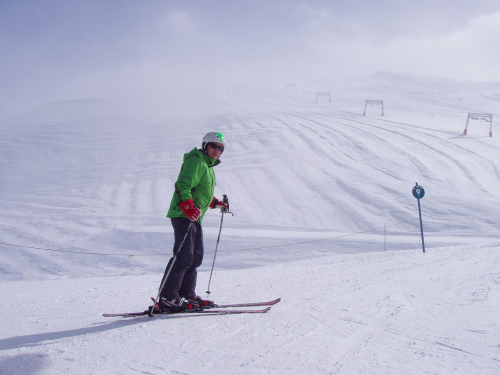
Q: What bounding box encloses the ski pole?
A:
[206,195,232,298]
[150,219,194,317]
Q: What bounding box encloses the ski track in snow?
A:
[1,74,500,374]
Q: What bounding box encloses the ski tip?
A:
[264,298,281,305]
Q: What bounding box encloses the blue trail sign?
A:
[412,183,426,253]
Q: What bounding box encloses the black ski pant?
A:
[159,217,204,300]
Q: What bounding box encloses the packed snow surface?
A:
[1,73,499,374]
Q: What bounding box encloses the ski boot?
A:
[157,297,200,313]
[185,295,215,308]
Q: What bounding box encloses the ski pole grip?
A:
[222,195,229,213]
[222,194,233,215]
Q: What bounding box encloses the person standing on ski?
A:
[156,132,228,312]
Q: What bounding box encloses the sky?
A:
[1,0,500,105]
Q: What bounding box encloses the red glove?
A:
[210,197,229,213]
[179,199,201,221]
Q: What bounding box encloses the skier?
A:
[156,132,228,312]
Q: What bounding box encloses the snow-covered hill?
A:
[1,73,499,279]
[0,73,499,374]
[2,243,499,374]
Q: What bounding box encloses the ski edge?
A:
[103,311,148,318]
[215,297,281,308]
[196,306,271,315]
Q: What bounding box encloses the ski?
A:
[214,297,281,308]
[150,296,281,309]
[103,297,280,318]
[103,306,271,318]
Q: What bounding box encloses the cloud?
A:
[159,9,196,36]
[285,7,500,81]
[377,10,500,80]
[1,1,500,105]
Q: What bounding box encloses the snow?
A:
[1,73,499,374]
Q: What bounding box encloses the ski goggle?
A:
[207,142,224,152]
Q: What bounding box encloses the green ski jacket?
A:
[167,147,220,222]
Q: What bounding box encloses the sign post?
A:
[412,183,426,253]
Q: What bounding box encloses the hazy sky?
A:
[1,0,500,104]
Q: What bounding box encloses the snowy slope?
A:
[1,244,499,374]
[0,73,500,374]
[1,73,499,279]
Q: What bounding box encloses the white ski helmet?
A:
[202,132,226,152]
